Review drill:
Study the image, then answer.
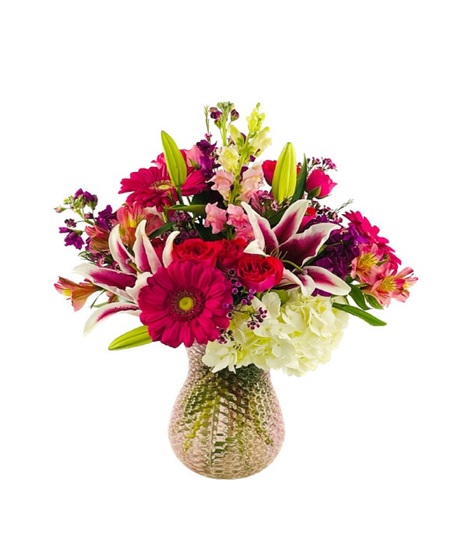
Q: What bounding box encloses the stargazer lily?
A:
[241,199,350,296]
[74,221,179,333]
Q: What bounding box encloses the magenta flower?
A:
[138,260,233,348]
[306,168,337,198]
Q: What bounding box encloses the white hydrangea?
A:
[203,291,349,376]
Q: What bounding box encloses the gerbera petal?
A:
[304,265,351,295]
[272,199,309,244]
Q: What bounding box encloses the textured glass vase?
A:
[168,343,285,479]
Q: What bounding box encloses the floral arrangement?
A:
[55,102,417,376]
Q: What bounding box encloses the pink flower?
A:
[226,204,254,242]
[345,210,402,267]
[205,202,227,234]
[138,260,233,348]
[211,170,235,199]
[364,263,418,306]
[54,277,102,311]
[306,169,337,198]
[350,243,386,282]
[239,165,263,202]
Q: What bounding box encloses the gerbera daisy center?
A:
[178,295,195,311]
[169,288,205,321]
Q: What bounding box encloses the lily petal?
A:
[243,239,266,256]
[272,199,308,245]
[74,263,136,300]
[162,231,180,268]
[84,302,140,334]
[280,222,340,265]
[279,269,315,296]
[133,220,162,274]
[241,202,279,254]
[304,265,351,295]
[108,225,134,274]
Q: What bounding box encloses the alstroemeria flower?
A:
[74,221,179,332]
[241,199,350,296]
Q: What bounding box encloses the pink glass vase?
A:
[168,343,285,479]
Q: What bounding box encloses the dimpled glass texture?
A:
[168,343,285,479]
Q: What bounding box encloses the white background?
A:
[1,1,464,557]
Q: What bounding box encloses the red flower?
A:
[306,169,337,198]
[138,261,232,348]
[262,160,277,186]
[172,238,219,266]
[216,238,247,270]
[234,254,284,292]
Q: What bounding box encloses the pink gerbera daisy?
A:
[138,260,233,348]
[119,166,176,210]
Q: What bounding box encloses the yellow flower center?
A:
[178,296,195,312]
[357,252,379,273]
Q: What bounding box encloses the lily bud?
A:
[161,130,187,188]
[271,142,297,203]
[108,325,152,350]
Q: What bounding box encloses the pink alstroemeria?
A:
[241,199,350,296]
[364,263,418,307]
[74,221,179,333]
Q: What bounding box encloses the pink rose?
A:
[306,169,337,198]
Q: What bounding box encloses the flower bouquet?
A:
[55,102,417,478]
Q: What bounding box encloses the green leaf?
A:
[291,155,308,203]
[332,302,387,326]
[161,130,187,188]
[364,293,384,310]
[108,326,153,350]
[349,284,370,310]
[168,204,206,216]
